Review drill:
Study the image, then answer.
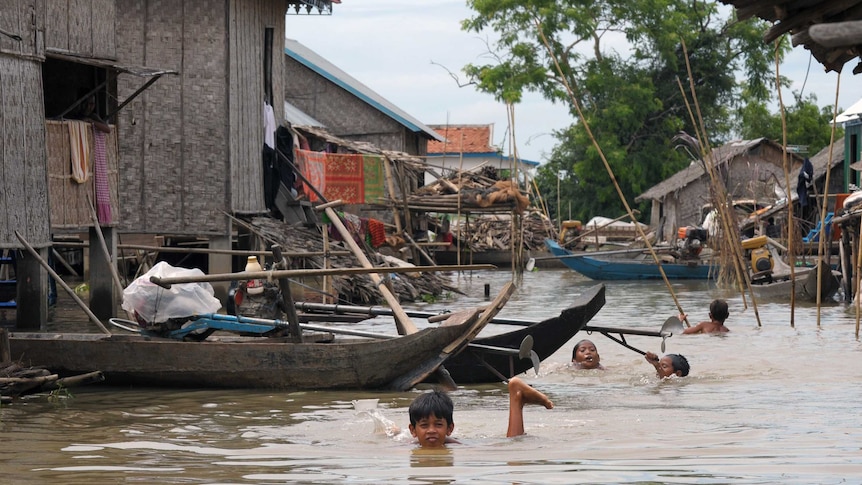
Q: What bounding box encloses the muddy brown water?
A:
[2,269,861,484]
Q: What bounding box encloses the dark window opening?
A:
[42,58,115,122]
[264,27,274,105]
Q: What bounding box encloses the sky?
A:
[285,0,860,164]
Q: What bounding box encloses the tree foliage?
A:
[736,92,844,155]
[462,0,786,224]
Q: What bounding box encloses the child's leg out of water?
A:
[506,377,554,437]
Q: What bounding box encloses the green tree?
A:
[737,93,844,155]
[462,0,779,224]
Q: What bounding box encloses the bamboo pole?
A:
[322,227,330,305]
[815,74,842,325]
[272,245,302,341]
[534,21,690,325]
[150,263,497,289]
[323,206,417,335]
[14,231,111,335]
[86,193,125,294]
[676,43,760,326]
[52,242,350,258]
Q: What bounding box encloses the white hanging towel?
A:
[263,102,276,149]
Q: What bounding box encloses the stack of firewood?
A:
[409,167,530,212]
[452,210,556,251]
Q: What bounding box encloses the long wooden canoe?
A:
[7,312,490,390]
[545,239,716,280]
[440,284,606,383]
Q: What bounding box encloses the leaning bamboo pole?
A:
[774,40,797,327]
[534,20,690,325]
[676,42,760,326]
[815,75,842,325]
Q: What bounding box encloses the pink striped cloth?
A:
[93,130,112,224]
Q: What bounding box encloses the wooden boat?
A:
[441,284,606,383]
[545,239,716,280]
[7,309,492,391]
[749,260,841,302]
[294,284,607,384]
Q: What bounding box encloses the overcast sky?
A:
[285,0,859,164]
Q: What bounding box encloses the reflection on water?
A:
[3,269,862,484]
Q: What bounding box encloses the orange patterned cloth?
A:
[323,153,364,204]
[295,149,326,202]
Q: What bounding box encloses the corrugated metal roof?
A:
[284,100,326,128]
[284,38,444,142]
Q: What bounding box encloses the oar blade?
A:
[660,316,684,336]
[518,335,534,360]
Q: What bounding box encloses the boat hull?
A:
[545,239,715,280]
[750,264,841,302]
[8,321,478,390]
[442,284,606,383]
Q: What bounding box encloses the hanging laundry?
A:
[68,120,92,183]
[363,155,385,203]
[797,157,814,207]
[93,130,112,224]
[263,103,276,149]
[323,153,364,204]
[295,149,326,202]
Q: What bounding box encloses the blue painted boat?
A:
[544,239,716,280]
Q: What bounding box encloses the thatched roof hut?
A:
[635,138,805,242]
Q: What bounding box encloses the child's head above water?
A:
[709,299,729,322]
[666,354,690,377]
[409,389,454,426]
[572,339,602,369]
[408,389,455,449]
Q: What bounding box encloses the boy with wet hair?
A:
[645,351,690,378]
[407,377,554,449]
[681,299,729,334]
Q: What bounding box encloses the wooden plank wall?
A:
[116,0,229,235]
[45,120,120,229]
[45,0,115,58]
[229,0,285,214]
[0,56,50,249]
[0,0,45,59]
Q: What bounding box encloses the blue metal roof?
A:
[284,39,444,142]
[425,151,540,167]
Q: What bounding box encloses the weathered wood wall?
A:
[45,0,115,58]
[116,0,284,234]
[230,0,285,214]
[46,120,120,229]
[0,1,51,249]
[284,55,426,156]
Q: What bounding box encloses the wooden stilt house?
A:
[0,0,341,329]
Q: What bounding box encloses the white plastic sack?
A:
[122,261,222,324]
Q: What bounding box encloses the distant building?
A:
[425,124,538,186]
[283,38,442,156]
[636,138,807,242]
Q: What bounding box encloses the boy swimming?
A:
[406,377,554,448]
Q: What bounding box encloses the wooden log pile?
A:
[409,166,530,213]
[453,210,557,251]
[0,362,104,404]
[247,217,462,305]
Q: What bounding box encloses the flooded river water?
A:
[2,269,861,484]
